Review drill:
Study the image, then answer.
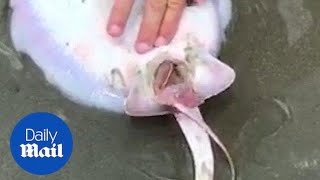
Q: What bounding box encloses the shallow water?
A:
[1,0,320,179]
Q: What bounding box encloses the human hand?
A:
[107,0,187,54]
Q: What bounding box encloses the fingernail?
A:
[135,43,152,54]
[108,25,122,36]
[155,36,168,47]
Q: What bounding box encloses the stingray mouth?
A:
[152,60,202,108]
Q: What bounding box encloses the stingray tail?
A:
[175,111,214,180]
[174,104,236,180]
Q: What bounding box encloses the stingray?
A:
[9,0,236,179]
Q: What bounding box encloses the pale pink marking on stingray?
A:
[73,42,92,60]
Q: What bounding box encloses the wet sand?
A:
[1,0,320,179]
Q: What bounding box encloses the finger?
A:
[107,0,134,37]
[155,0,186,47]
[135,0,167,54]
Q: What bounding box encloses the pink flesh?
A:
[153,61,202,108]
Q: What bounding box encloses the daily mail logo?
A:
[10,112,73,175]
[20,129,63,158]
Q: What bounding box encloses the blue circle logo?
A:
[10,112,73,175]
